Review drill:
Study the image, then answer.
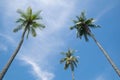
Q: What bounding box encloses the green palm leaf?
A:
[70,11,100,41]
[83,32,89,41]
[27,7,32,19]
[13,21,27,32]
[17,9,27,19]
[31,27,36,37]
[73,61,77,67]
[14,7,45,38]
[16,18,25,23]
[60,58,66,63]
[60,49,79,71]
[70,62,74,71]
[13,25,23,32]
[88,24,101,28]
[26,26,30,39]
[31,11,42,20]
[85,18,94,25]
[61,52,66,55]
[64,62,69,70]
[80,11,86,21]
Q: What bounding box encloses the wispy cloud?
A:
[95,3,117,21]
[20,56,54,80]
[0,33,15,52]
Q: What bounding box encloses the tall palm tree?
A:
[0,7,45,80]
[70,12,120,77]
[60,49,79,80]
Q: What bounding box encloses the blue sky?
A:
[0,0,120,80]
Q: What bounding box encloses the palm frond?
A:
[32,21,45,29]
[60,58,66,63]
[75,58,79,63]
[31,27,37,37]
[73,61,77,68]
[17,9,27,19]
[13,22,26,32]
[83,32,89,41]
[61,52,66,55]
[70,26,74,30]
[16,18,26,23]
[31,10,42,20]
[69,49,75,55]
[76,22,82,25]
[64,62,69,70]
[70,25,75,30]
[38,23,45,29]
[79,29,84,39]
[27,7,32,19]
[80,11,86,21]
[67,49,74,57]
[88,24,101,28]
[85,18,94,25]
[32,22,40,28]
[73,20,78,24]
[70,63,74,71]
[26,27,30,39]
[13,25,23,32]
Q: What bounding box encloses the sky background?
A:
[0,0,120,80]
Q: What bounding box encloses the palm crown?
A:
[13,7,45,38]
[60,49,79,71]
[70,12,100,41]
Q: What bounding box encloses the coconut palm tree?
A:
[70,12,120,77]
[0,7,45,80]
[60,49,79,80]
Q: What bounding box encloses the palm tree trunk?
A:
[90,33,120,77]
[71,71,75,80]
[0,26,27,80]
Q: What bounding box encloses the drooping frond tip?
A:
[64,62,69,70]
[60,58,66,64]
[70,26,75,30]
[60,52,66,55]
[13,25,23,32]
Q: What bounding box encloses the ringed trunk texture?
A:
[0,27,27,80]
[90,33,120,77]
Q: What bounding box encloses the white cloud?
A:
[20,56,54,80]
[95,3,117,21]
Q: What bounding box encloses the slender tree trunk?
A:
[71,71,75,80]
[90,33,120,77]
[0,26,27,80]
